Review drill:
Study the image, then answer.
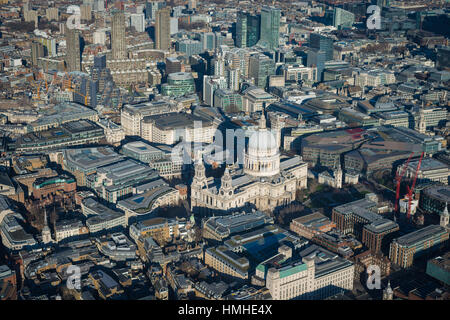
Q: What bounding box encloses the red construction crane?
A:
[406,151,424,219]
[394,152,414,214]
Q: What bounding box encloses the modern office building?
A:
[200,32,216,51]
[213,89,243,112]
[333,7,355,29]
[0,214,37,251]
[307,49,326,82]
[86,159,160,203]
[111,11,127,60]
[161,72,195,97]
[235,12,247,48]
[166,57,182,74]
[176,39,203,57]
[420,186,450,214]
[246,13,261,47]
[362,219,399,253]
[401,158,449,185]
[15,120,105,153]
[332,195,398,252]
[121,141,182,178]
[389,225,449,268]
[82,197,127,233]
[258,6,281,50]
[203,76,227,106]
[248,53,276,89]
[155,7,171,50]
[426,252,450,286]
[290,212,336,240]
[63,146,124,186]
[242,87,278,113]
[117,179,179,219]
[145,1,166,20]
[66,29,82,72]
[309,33,334,61]
[203,211,274,241]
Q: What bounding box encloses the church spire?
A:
[259,111,266,129]
[440,202,449,228]
[443,202,449,216]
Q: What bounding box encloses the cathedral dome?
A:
[247,129,279,158]
[244,128,280,177]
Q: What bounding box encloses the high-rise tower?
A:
[258,6,281,50]
[236,12,247,48]
[155,7,171,50]
[111,10,127,59]
[66,29,81,71]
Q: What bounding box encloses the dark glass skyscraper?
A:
[307,49,326,82]
[246,13,260,47]
[236,12,247,48]
[258,6,281,50]
[309,33,334,61]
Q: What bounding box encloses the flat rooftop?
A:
[424,186,450,203]
[394,225,448,247]
[143,112,213,130]
[122,141,162,154]
[64,147,123,171]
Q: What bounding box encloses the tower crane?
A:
[394,152,414,214]
[406,152,424,219]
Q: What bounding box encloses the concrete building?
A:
[66,29,81,72]
[111,11,127,60]
[121,141,182,178]
[242,87,277,113]
[401,158,449,185]
[141,112,217,144]
[155,7,171,51]
[121,101,178,136]
[248,54,276,89]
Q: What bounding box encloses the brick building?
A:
[31,175,76,199]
